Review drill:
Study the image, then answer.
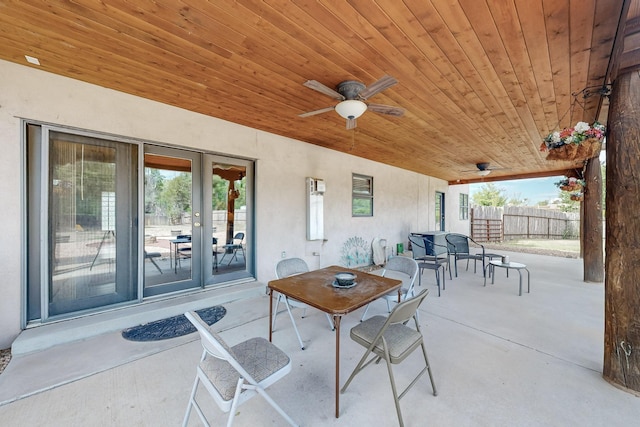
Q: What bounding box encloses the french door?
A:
[143,146,202,296]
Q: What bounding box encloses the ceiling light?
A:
[25,55,40,65]
[477,170,491,177]
[335,100,367,120]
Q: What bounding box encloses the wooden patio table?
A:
[268,265,402,418]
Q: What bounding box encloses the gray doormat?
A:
[121,306,226,341]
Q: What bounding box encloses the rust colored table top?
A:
[268,265,402,315]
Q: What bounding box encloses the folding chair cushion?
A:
[350,316,423,364]
[200,337,290,401]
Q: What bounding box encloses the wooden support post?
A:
[583,157,604,282]
[604,70,640,394]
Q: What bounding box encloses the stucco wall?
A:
[0,59,468,348]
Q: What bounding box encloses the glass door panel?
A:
[204,155,253,284]
[143,147,202,296]
[47,131,138,316]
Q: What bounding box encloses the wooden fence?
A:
[471,206,580,242]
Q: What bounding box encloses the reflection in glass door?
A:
[204,155,253,284]
[35,129,139,318]
[143,148,202,296]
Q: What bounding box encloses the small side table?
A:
[484,260,530,296]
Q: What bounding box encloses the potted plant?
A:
[541,121,606,161]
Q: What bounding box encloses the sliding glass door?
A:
[26,123,255,322]
[27,126,138,319]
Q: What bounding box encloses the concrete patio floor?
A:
[0,250,638,426]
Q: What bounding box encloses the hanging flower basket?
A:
[555,177,585,192]
[541,122,605,161]
[570,193,584,202]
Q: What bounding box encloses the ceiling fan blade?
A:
[367,103,404,117]
[358,75,398,100]
[298,106,335,117]
[346,118,357,130]
[302,80,345,100]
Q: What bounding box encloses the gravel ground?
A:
[0,348,10,375]
[482,242,580,259]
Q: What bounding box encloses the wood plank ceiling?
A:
[1,0,638,184]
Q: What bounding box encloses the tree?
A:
[144,168,165,214]
[556,190,581,212]
[472,183,507,206]
[159,173,192,224]
[507,192,529,206]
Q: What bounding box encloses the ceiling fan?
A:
[299,75,404,130]
[462,162,509,177]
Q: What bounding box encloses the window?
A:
[352,174,373,217]
[435,192,445,230]
[460,193,469,220]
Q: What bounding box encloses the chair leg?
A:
[254,387,299,426]
[326,313,335,330]
[420,341,438,396]
[226,378,245,427]
[148,256,163,274]
[360,303,371,322]
[271,294,283,331]
[382,348,405,427]
[183,375,206,427]
[284,298,305,350]
[435,268,441,297]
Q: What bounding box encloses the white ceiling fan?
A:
[461,162,509,177]
[299,75,404,130]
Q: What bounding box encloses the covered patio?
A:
[1,250,637,426]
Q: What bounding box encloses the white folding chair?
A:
[360,256,419,321]
[271,258,334,350]
[183,311,298,427]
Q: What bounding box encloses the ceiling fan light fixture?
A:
[477,169,491,177]
[335,100,367,120]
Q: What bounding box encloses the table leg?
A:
[334,314,342,418]
[268,289,273,342]
[518,270,523,296]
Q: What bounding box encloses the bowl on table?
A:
[334,272,356,287]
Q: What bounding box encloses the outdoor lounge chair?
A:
[183,311,298,427]
[445,233,486,277]
[408,234,448,296]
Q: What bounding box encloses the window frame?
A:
[352,173,374,217]
[460,193,469,220]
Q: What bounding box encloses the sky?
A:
[469,176,564,205]
[470,151,606,205]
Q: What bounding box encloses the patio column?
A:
[582,157,603,282]
[603,69,640,394]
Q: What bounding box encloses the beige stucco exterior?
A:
[0,59,469,349]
